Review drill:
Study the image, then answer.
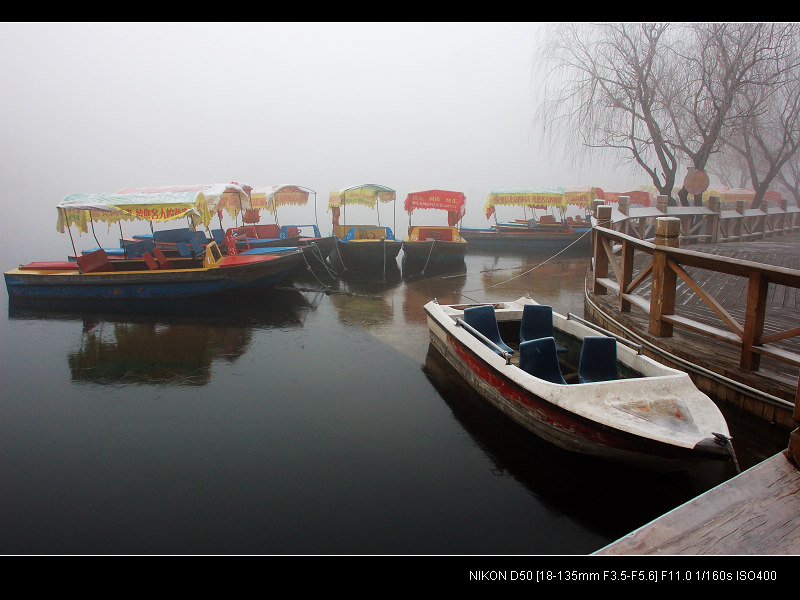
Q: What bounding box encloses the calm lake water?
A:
[0,246,790,556]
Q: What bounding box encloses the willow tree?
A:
[536,23,680,199]
[536,22,800,206]
[669,23,800,206]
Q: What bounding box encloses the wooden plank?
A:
[595,452,800,555]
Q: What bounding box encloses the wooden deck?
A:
[595,450,800,555]
[586,233,800,555]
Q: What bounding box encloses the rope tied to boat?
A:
[297,247,339,292]
[713,432,741,473]
[420,238,436,276]
[449,229,593,298]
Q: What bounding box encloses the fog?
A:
[0,22,640,265]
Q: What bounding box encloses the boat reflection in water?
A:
[401,253,466,283]
[8,288,312,387]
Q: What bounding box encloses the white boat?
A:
[423,295,734,472]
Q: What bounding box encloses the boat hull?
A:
[460,227,591,251]
[300,235,336,260]
[328,238,402,271]
[4,252,303,301]
[401,240,467,265]
[424,298,732,472]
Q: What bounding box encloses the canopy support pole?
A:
[90,219,101,250]
[61,208,81,274]
[118,221,127,257]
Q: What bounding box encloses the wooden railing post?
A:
[780,199,788,234]
[741,270,768,370]
[649,217,680,337]
[618,195,630,236]
[756,204,766,240]
[592,205,612,295]
[788,379,800,468]
[735,200,744,240]
[708,195,720,243]
[619,238,634,313]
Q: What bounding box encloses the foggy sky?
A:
[0,22,640,264]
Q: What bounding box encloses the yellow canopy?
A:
[56,183,251,233]
[328,184,396,210]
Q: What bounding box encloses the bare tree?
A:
[535,22,800,207]
[536,23,680,198]
[670,23,800,206]
[776,151,800,207]
[719,27,800,208]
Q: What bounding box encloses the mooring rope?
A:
[298,247,338,290]
[478,228,592,275]
[453,228,593,297]
[714,432,741,473]
[420,239,436,277]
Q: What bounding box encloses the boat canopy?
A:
[404,189,466,226]
[701,187,782,206]
[251,185,315,213]
[328,184,396,210]
[404,189,465,213]
[484,187,600,218]
[57,183,252,233]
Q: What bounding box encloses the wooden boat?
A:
[5,186,304,302]
[326,184,402,273]
[6,243,304,301]
[401,189,468,268]
[460,188,596,251]
[423,295,734,472]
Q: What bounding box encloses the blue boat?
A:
[5,185,304,302]
[461,188,596,252]
[459,223,592,251]
[326,184,402,273]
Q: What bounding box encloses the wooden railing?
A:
[591,209,800,372]
[600,194,800,243]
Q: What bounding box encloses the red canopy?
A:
[404,189,466,213]
[405,189,466,226]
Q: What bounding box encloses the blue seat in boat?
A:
[125,239,156,258]
[520,304,566,352]
[176,241,193,257]
[519,337,567,385]
[190,237,203,256]
[153,228,194,244]
[463,305,514,355]
[578,336,619,383]
[211,229,225,245]
[81,247,126,257]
